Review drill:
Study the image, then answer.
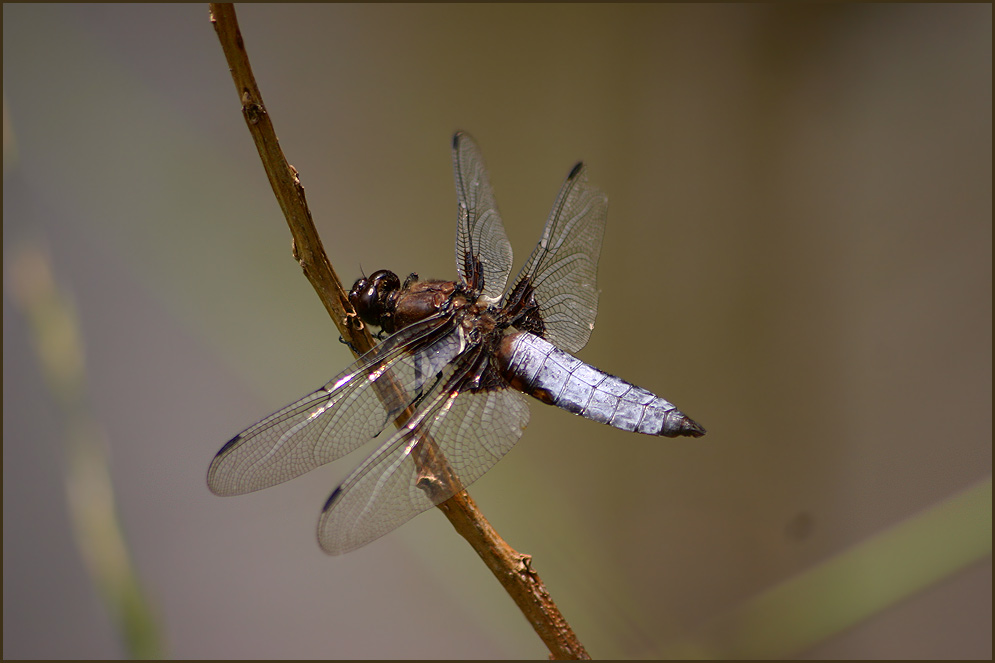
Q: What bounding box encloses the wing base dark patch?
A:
[502,277,546,337]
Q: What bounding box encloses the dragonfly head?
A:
[349,269,400,332]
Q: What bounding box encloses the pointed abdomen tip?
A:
[666,413,705,438]
[681,416,706,438]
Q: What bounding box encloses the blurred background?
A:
[3,4,990,659]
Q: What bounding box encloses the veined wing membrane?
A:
[207,314,461,496]
[318,354,530,555]
[509,162,608,354]
[452,131,514,300]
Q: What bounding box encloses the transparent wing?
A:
[318,355,530,555]
[507,162,608,354]
[452,131,514,299]
[207,314,463,496]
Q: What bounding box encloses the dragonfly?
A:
[208,131,705,554]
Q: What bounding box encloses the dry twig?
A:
[208,4,590,659]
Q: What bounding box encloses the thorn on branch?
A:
[241,90,265,124]
[344,311,363,333]
[415,468,446,502]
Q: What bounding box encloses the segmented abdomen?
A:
[496,332,704,438]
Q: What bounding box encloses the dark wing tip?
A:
[567,161,585,180]
[214,432,243,457]
[453,130,470,149]
[318,486,347,555]
[205,433,242,494]
[322,485,344,512]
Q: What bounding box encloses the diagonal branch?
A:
[207,4,590,659]
[207,3,368,355]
